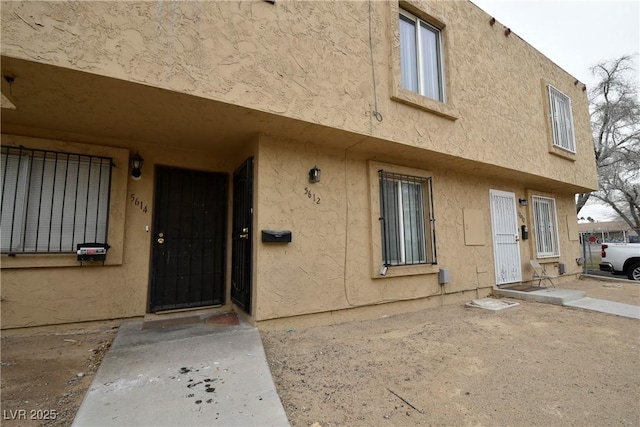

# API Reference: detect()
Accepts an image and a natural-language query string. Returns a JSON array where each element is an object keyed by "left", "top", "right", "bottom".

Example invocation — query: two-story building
[{"left": 1, "top": 0, "right": 597, "bottom": 330}]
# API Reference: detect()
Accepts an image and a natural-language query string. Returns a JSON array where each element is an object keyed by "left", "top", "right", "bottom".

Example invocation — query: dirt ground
[
  {"left": 261, "top": 278, "right": 640, "bottom": 426},
  {"left": 1, "top": 327, "right": 117, "bottom": 427},
  {"left": 0, "top": 278, "right": 638, "bottom": 427}
]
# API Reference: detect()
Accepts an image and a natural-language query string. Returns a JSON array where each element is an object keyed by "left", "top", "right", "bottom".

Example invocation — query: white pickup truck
[{"left": 599, "top": 243, "right": 640, "bottom": 281}]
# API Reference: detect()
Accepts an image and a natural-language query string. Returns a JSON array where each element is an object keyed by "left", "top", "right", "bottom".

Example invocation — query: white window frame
[
  {"left": 532, "top": 195, "right": 561, "bottom": 258},
  {"left": 548, "top": 85, "right": 576, "bottom": 153},
  {"left": 379, "top": 171, "right": 436, "bottom": 266},
  {"left": 1, "top": 147, "right": 112, "bottom": 254},
  {"left": 399, "top": 8, "right": 445, "bottom": 102}
]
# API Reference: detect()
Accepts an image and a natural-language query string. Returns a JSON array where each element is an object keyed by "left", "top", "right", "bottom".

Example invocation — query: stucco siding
[
  {"left": 253, "top": 134, "right": 582, "bottom": 321},
  {"left": 0, "top": 134, "right": 255, "bottom": 329},
  {"left": 1, "top": 0, "right": 595, "bottom": 328},
  {"left": 1, "top": 0, "right": 597, "bottom": 190}
]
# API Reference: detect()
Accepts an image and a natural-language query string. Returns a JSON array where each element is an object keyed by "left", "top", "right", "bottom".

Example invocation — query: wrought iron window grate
[
  {"left": 548, "top": 85, "right": 576, "bottom": 153},
  {"left": 379, "top": 170, "right": 437, "bottom": 267},
  {"left": 532, "top": 195, "right": 560, "bottom": 258},
  {"left": 1, "top": 146, "right": 113, "bottom": 254}
]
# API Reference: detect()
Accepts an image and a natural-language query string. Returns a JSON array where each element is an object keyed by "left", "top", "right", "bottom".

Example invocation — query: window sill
[
  {"left": 549, "top": 145, "right": 577, "bottom": 161},
  {"left": 1, "top": 253, "right": 123, "bottom": 269},
  {"left": 373, "top": 263, "right": 440, "bottom": 279},
  {"left": 391, "top": 89, "right": 459, "bottom": 121},
  {"left": 536, "top": 257, "right": 560, "bottom": 264}
]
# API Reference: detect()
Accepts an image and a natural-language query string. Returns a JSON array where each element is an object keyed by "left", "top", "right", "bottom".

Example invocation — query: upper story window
[
  {"left": 1, "top": 146, "right": 112, "bottom": 254},
  {"left": 548, "top": 85, "right": 576, "bottom": 153},
  {"left": 379, "top": 170, "right": 437, "bottom": 266},
  {"left": 399, "top": 8, "right": 444, "bottom": 102}
]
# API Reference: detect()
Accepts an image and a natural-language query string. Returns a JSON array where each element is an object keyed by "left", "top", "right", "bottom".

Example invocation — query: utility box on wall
[
  {"left": 438, "top": 267, "right": 450, "bottom": 285},
  {"left": 559, "top": 263, "right": 566, "bottom": 275}
]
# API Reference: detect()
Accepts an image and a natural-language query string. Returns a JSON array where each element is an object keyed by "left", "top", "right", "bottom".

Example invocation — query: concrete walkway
[
  {"left": 494, "top": 286, "right": 640, "bottom": 320},
  {"left": 73, "top": 316, "right": 290, "bottom": 427}
]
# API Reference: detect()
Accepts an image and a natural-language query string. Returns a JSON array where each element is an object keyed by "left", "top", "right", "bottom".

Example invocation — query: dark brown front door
[
  {"left": 231, "top": 158, "right": 253, "bottom": 314},
  {"left": 150, "top": 166, "right": 228, "bottom": 312}
]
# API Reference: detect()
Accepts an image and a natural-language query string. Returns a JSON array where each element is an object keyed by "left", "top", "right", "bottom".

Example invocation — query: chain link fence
[{"left": 581, "top": 238, "right": 602, "bottom": 275}]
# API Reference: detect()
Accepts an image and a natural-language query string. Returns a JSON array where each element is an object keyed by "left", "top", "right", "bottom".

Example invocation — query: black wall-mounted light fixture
[
  {"left": 308, "top": 166, "right": 321, "bottom": 183},
  {"left": 130, "top": 152, "right": 144, "bottom": 180},
  {"left": 518, "top": 198, "right": 528, "bottom": 207}
]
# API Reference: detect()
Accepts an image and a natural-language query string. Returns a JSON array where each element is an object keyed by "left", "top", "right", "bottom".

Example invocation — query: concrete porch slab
[
  {"left": 73, "top": 318, "right": 290, "bottom": 427},
  {"left": 493, "top": 287, "right": 586, "bottom": 305}
]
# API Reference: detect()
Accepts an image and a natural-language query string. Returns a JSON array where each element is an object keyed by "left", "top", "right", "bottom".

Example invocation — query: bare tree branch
[{"left": 577, "top": 54, "right": 640, "bottom": 236}]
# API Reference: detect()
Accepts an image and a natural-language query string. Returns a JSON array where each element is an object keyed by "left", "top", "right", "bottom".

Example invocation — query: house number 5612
[{"left": 304, "top": 187, "right": 321, "bottom": 205}]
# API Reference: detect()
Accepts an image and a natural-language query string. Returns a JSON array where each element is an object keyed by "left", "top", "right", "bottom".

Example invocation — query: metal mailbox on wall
[
  {"left": 261, "top": 230, "right": 292, "bottom": 243},
  {"left": 77, "top": 243, "right": 110, "bottom": 265}
]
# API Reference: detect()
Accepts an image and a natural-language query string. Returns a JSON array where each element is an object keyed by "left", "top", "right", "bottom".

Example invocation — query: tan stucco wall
[
  {"left": 0, "top": 130, "right": 584, "bottom": 328},
  {"left": 1, "top": 0, "right": 597, "bottom": 191},
  {"left": 1, "top": 0, "right": 596, "bottom": 328},
  {"left": 1, "top": 134, "right": 256, "bottom": 329},
  {"left": 253, "top": 134, "right": 582, "bottom": 321}
]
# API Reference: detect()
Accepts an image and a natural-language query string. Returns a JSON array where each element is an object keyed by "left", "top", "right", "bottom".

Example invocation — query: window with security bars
[
  {"left": 532, "top": 195, "right": 560, "bottom": 258},
  {"left": 1, "top": 146, "right": 112, "bottom": 254},
  {"left": 548, "top": 85, "right": 576, "bottom": 153},
  {"left": 379, "top": 170, "right": 436, "bottom": 266}
]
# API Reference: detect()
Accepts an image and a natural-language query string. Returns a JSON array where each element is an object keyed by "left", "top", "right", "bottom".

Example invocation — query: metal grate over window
[
  {"left": 1, "top": 146, "right": 113, "bottom": 254},
  {"left": 548, "top": 85, "right": 576, "bottom": 153},
  {"left": 532, "top": 195, "right": 560, "bottom": 258},
  {"left": 379, "top": 170, "right": 437, "bottom": 267}
]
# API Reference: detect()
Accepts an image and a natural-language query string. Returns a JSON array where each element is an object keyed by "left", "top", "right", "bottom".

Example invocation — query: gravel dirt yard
[
  {"left": 1, "top": 327, "right": 116, "bottom": 427},
  {"left": 1, "top": 277, "right": 638, "bottom": 427},
  {"left": 261, "top": 278, "right": 640, "bottom": 426}
]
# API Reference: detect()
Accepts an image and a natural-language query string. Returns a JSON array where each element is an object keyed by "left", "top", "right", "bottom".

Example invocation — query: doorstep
[{"left": 493, "top": 287, "right": 586, "bottom": 305}]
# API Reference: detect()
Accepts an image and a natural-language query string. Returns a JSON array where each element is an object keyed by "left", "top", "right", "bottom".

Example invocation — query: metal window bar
[
  {"left": 379, "top": 170, "right": 436, "bottom": 267},
  {"left": 59, "top": 154, "right": 70, "bottom": 252},
  {"left": 548, "top": 86, "right": 576, "bottom": 152},
  {"left": 7, "top": 147, "right": 25, "bottom": 251},
  {"left": 0, "top": 146, "right": 113, "bottom": 254},
  {"left": 427, "top": 177, "right": 437, "bottom": 264},
  {"left": 533, "top": 197, "right": 545, "bottom": 256},
  {"left": 533, "top": 196, "right": 559, "bottom": 258},
  {"left": 22, "top": 149, "right": 35, "bottom": 252}
]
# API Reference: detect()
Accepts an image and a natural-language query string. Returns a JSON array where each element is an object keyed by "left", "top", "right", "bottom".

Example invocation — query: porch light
[
  {"left": 518, "top": 198, "right": 528, "bottom": 207},
  {"left": 308, "top": 166, "right": 321, "bottom": 183},
  {"left": 131, "top": 152, "right": 144, "bottom": 180}
]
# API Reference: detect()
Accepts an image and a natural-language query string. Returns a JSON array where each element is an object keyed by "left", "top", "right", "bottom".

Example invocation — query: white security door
[{"left": 490, "top": 190, "right": 522, "bottom": 285}]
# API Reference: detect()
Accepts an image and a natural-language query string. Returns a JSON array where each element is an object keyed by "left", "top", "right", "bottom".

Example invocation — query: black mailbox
[
  {"left": 77, "top": 243, "right": 110, "bottom": 265},
  {"left": 262, "top": 230, "right": 292, "bottom": 243}
]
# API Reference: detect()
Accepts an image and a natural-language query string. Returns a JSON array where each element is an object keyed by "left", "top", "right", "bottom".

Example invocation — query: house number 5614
[
  {"left": 304, "top": 187, "right": 321, "bottom": 205},
  {"left": 130, "top": 193, "right": 149, "bottom": 213}
]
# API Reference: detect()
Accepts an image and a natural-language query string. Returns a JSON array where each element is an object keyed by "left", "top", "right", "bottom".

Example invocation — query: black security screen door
[
  {"left": 231, "top": 158, "right": 253, "bottom": 314},
  {"left": 150, "top": 166, "right": 228, "bottom": 312}
]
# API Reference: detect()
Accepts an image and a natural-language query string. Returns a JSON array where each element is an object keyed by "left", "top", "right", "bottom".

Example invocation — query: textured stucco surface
[
  {"left": 0, "top": 134, "right": 257, "bottom": 329},
  {"left": 1, "top": 0, "right": 597, "bottom": 189},
  {"left": 254, "top": 134, "right": 583, "bottom": 321},
  {"left": 1, "top": 0, "right": 596, "bottom": 328}
]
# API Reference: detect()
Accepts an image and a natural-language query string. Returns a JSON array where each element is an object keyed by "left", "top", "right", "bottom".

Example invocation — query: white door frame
[{"left": 490, "top": 189, "right": 522, "bottom": 285}]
